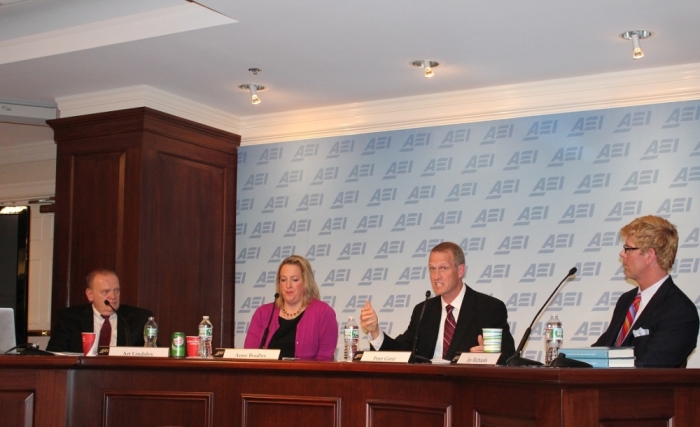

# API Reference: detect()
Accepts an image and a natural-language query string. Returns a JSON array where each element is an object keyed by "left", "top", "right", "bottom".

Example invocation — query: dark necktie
[
  {"left": 443, "top": 305, "right": 456, "bottom": 359},
  {"left": 99, "top": 315, "right": 112, "bottom": 347},
  {"left": 615, "top": 294, "right": 641, "bottom": 347}
]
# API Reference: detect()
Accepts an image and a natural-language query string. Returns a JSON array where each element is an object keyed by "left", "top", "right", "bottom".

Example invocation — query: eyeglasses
[{"left": 622, "top": 245, "right": 640, "bottom": 253}]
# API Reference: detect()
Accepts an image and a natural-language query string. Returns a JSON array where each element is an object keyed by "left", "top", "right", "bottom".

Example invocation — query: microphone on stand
[
  {"left": 105, "top": 300, "right": 131, "bottom": 347},
  {"left": 409, "top": 291, "right": 432, "bottom": 364},
  {"left": 260, "top": 293, "right": 280, "bottom": 349},
  {"left": 506, "top": 267, "right": 577, "bottom": 367}
]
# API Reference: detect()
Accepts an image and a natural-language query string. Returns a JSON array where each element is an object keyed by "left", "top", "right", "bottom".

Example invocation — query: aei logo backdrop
[{"left": 235, "top": 100, "right": 700, "bottom": 365}]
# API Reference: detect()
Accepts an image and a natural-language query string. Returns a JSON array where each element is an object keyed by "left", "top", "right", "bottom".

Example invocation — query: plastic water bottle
[
  {"left": 545, "top": 315, "right": 563, "bottom": 365},
  {"left": 198, "top": 316, "right": 213, "bottom": 359},
  {"left": 143, "top": 316, "right": 158, "bottom": 347},
  {"left": 343, "top": 316, "right": 359, "bottom": 362}
]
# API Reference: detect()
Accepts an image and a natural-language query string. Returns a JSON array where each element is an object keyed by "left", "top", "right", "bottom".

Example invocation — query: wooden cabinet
[{"left": 48, "top": 108, "right": 240, "bottom": 346}]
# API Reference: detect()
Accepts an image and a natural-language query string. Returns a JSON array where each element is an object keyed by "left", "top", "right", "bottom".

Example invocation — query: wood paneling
[
  {"left": 3, "top": 356, "right": 700, "bottom": 427},
  {"left": 104, "top": 391, "right": 214, "bottom": 427},
  {"left": 48, "top": 108, "right": 239, "bottom": 346},
  {"left": 0, "top": 391, "right": 34, "bottom": 427}
]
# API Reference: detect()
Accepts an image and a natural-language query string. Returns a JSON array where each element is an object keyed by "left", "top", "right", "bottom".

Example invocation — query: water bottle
[
  {"left": 545, "top": 314, "right": 563, "bottom": 365},
  {"left": 343, "top": 316, "right": 359, "bottom": 362},
  {"left": 198, "top": 316, "right": 213, "bottom": 359},
  {"left": 143, "top": 316, "right": 158, "bottom": 347}
]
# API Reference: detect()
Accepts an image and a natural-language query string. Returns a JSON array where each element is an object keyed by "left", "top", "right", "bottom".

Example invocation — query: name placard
[
  {"left": 360, "top": 351, "right": 411, "bottom": 363},
  {"left": 454, "top": 352, "right": 500, "bottom": 365},
  {"left": 222, "top": 349, "right": 281, "bottom": 360},
  {"left": 107, "top": 347, "right": 170, "bottom": 358}
]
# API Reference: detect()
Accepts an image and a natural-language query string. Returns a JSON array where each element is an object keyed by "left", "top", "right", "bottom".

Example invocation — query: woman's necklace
[{"left": 280, "top": 305, "right": 305, "bottom": 319}]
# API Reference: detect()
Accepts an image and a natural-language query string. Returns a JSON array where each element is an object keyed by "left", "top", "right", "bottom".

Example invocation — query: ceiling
[{"left": 1, "top": 0, "right": 700, "bottom": 121}]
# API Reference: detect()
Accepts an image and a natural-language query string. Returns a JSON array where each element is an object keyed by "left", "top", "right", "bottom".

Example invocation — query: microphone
[
  {"left": 259, "top": 293, "right": 279, "bottom": 349},
  {"left": 409, "top": 291, "right": 432, "bottom": 364},
  {"left": 506, "top": 267, "right": 577, "bottom": 367},
  {"left": 105, "top": 300, "right": 131, "bottom": 347}
]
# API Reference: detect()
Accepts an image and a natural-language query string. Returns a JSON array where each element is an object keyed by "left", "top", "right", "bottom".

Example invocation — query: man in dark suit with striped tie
[
  {"left": 360, "top": 241, "right": 515, "bottom": 364},
  {"left": 593, "top": 215, "right": 699, "bottom": 367},
  {"left": 47, "top": 269, "right": 152, "bottom": 353}
]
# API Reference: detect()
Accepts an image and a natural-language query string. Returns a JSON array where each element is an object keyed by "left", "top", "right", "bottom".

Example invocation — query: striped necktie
[
  {"left": 443, "top": 305, "right": 456, "bottom": 359},
  {"left": 615, "top": 293, "right": 641, "bottom": 347},
  {"left": 98, "top": 315, "right": 112, "bottom": 347}
]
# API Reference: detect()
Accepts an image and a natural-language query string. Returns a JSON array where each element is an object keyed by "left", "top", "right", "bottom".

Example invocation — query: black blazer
[
  {"left": 376, "top": 285, "right": 516, "bottom": 364},
  {"left": 592, "top": 277, "right": 699, "bottom": 367},
  {"left": 46, "top": 304, "right": 153, "bottom": 353}
]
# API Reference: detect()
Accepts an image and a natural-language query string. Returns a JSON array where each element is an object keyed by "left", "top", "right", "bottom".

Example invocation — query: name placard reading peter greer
[
  {"left": 222, "top": 349, "right": 281, "bottom": 360},
  {"left": 360, "top": 351, "right": 411, "bottom": 363}
]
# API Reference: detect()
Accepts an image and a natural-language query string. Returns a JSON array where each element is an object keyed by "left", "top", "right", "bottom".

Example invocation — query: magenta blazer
[{"left": 243, "top": 299, "right": 338, "bottom": 361}]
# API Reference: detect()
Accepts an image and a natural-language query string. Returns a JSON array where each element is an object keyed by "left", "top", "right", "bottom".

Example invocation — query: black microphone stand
[
  {"left": 260, "top": 293, "right": 279, "bottom": 349},
  {"left": 506, "top": 267, "right": 577, "bottom": 367},
  {"left": 409, "top": 291, "right": 432, "bottom": 364}
]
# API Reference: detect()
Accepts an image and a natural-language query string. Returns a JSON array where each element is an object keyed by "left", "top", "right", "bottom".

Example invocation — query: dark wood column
[{"left": 48, "top": 107, "right": 240, "bottom": 346}]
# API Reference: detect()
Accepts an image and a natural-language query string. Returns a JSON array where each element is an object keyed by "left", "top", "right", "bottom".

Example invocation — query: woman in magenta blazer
[{"left": 244, "top": 255, "right": 338, "bottom": 361}]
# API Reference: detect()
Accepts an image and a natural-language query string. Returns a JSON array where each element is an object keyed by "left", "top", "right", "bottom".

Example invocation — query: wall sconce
[
  {"left": 239, "top": 84, "right": 265, "bottom": 105},
  {"left": 620, "top": 30, "right": 652, "bottom": 60},
  {"left": 410, "top": 60, "right": 439, "bottom": 78}
]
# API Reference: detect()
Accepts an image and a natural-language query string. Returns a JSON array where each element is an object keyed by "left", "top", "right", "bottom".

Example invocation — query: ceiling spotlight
[
  {"left": 620, "top": 30, "right": 652, "bottom": 60},
  {"left": 411, "top": 60, "right": 439, "bottom": 78},
  {"left": 239, "top": 84, "right": 265, "bottom": 105}
]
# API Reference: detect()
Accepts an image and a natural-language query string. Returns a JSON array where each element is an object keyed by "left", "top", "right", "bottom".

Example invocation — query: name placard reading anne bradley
[{"left": 222, "top": 349, "right": 281, "bottom": 360}]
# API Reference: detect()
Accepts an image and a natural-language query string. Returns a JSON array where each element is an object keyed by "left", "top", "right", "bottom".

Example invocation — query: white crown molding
[
  {"left": 0, "top": 140, "right": 55, "bottom": 166},
  {"left": 55, "top": 63, "right": 700, "bottom": 147},
  {"left": 239, "top": 62, "right": 700, "bottom": 145},
  {"left": 0, "top": 3, "right": 235, "bottom": 66},
  {"left": 0, "top": 180, "right": 54, "bottom": 203},
  {"left": 56, "top": 85, "right": 241, "bottom": 134}
]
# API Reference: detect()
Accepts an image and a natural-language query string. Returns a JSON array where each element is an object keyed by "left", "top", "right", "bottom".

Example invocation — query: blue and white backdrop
[{"left": 235, "top": 99, "right": 700, "bottom": 366}]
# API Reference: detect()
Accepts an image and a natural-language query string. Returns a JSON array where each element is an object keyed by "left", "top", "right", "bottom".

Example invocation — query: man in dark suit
[
  {"left": 46, "top": 269, "right": 153, "bottom": 353},
  {"left": 360, "top": 242, "right": 515, "bottom": 364},
  {"left": 593, "top": 215, "right": 699, "bottom": 368}
]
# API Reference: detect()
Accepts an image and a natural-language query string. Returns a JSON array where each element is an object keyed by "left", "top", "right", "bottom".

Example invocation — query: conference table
[{"left": 1, "top": 355, "right": 699, "bottom": 427}]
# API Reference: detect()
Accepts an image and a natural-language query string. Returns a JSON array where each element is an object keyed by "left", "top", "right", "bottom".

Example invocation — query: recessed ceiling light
[
  {"left": 620, "top": 30, "right": 652, "bottom": 60},
  {"left": 411, "top": 60, "right": 439, "bottom": 78}
]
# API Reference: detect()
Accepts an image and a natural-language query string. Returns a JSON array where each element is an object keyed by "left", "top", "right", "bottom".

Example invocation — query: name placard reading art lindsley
[
  {"left": 108, "top": 347, "right": 170, "bottom": 357},
  {"left": 360, "top": 351, "right": 412, "bottom": 363},
  {"left": 455, "top": 352, "right": 500, "bottom": 365},
  {"left": 222, "top": 349, "right": 281, "bottom": 360}
]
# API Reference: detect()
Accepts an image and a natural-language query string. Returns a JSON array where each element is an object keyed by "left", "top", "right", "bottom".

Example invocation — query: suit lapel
[
  {"left": 80, "top": 305, "right": 94, "bottom": 333},
  {"left": 625, "top": 277, "right": 672, "bottom": 340},
  {"left": 448, "top": 285, "right": 474, "bottom": 356},
  {"left": 419, "top": 298, "right": 442, "bottom": 356}
]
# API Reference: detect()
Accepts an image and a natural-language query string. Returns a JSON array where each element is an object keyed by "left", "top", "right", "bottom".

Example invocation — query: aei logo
[
  {"left": 669, "top": 166, "right": 700, "bottom": 189},
  {"left": 477, "top": 264, "right": 510, "bottom": 284},
  {"left": 326, "top": 139, "right": 355, "bottom": 159},
  {"left": 574, "top": 174, "right": 610, "bottom": 195},
  {"left": 236, "top": 247, "right": 260, "bottom": 264},
  {"left": 238, "top": 296, "right": 266, "bottom": 314},
  {"left": 570, "top": 321, "right": 609, "bottom": 342},
  {"left": 362, "top": 136, "right": 392, "bottom": 155},
  {"left": 257, "top": 147, "right": 283, "bottom": 165},
  {"left": 613, "top": 111, "right": 652, "bottom": 133},
  {"left": 444, "top": 182, "right": 478, "bottom": 202},
  {"left": 523, "top": 120, "right": 557, "bottom": 141},
  {"left": 504, "top": 150, "right": 538, "bottom": 171},
  {"left": 481, "top": 124, "right": 514, "bottom": 144},
  {"left": 439, "top": 128, "right": 470, "bottom": 148},
  {"left": 254, "top": 271, "right": 275, "bottom": 288},
  {"left": 396, "top": 266, "right": 427, "bottom": 285},
  {"left": 519, "top": 263, "right": 556, "bottom": 282},
  {"left": 305, "top": 244, "right": 331, "bottom": 261},
  {"left": 261, "top": 196, "right": 288, "bottom": 214},
  {"left": 661, "top": 106, "right": 700, "bottom": 129},
  {"left": 405, "top": 185, "right": 436, "bottom": 204},
  {"left": 604, "top": 201, "right": 643, "bottom": 222},
  {"left": 593, "top": 143, "right": 630, "bottom": 165},
  {"left": 412, "top": 239, "right": 444, "bottom": 258},
  {"left": 342, "top": 295, "right": 372, "bottom": 313},
  {"left": 285, "top": 219, "right": 312, "bottom": 238},
  {"left": 547, "top": 146, "right": 583, "bottom": 167},
  {"left": 513, "top": 206, "right": 549, "bottom": 226},
  {"left": 346, "top": 164, "right": 375, "bottom": 183},
  {"left": 584, "top": 231, "right": 618, "bottom": 253},
  {"left": 567, "top": 115, "right": 604, "bottom": 137},
  {"left": 591, "top": 291, "right": 623, "bottom": 312},
  {"left": 358, "top": 268, "right": 389, "bottom": 286},
  {"left": 640, "top": 138, "right": 678, "bottom": 160},
  {"left": 538, "top": 234, "right": 574, "bottom": 254},
  {"left": 392, "top": 213, "right": 422, "bottom": 232},
  {"left": 400, "top": 132, "right": 431, "bottom": 152},
  {"left": 462, "top": 154, "right": 495, "bottom": 174},
  {"left": 505, "top": 292, "right": 537, "bottom": 312},
  {"left": 558, "top": 204, "right": 594, "bottom": 224},
  {"left": 330, "top": 190, "right": 359, "bottom": 209},
  {"left": 367, "top": 188, "right": 397, "bottom": 207},
  {"left": 380, "top": 294, "right": 412, "bottom": 313},
  {"left": 311, "top": 167, "right": 339, "bottom": 185},
  {"left": 291, "top": 143, "right": 319, "bottom": 162},
  {"left": 322, "top": 269, "right": 351, "bottom": 287}
]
